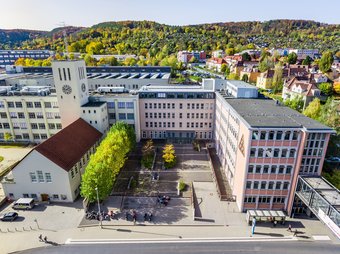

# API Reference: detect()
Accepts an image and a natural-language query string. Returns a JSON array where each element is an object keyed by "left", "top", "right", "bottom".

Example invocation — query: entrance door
[{"left": 41, "top": 193, "right": 49, "bottom": 201}]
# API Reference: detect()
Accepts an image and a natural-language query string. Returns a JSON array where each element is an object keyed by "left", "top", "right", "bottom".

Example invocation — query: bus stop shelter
[{"left": 246, "top": 210, "right": 286, "bottom": 225}]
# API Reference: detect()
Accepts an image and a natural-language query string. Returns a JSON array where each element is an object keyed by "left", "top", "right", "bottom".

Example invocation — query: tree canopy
[
  {"left": 80, "top": 122, "right": 136, "bottom": 202},
  {"left": 319, "top": 51, "right": 334, "bottom": 73}
]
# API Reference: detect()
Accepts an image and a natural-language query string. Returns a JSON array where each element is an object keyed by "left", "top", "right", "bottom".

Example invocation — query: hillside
[{"left": 0, "top": 20, "right": 339, "bottom": 55}]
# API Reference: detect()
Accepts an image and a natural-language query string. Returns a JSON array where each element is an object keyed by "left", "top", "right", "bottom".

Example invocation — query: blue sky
[{"left": 1, "top": 0, "right": 339, "bottom": 30}]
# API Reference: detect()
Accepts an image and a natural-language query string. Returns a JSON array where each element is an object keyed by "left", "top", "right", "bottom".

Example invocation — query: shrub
[{"left": 178, "top": 179, "right": 186, "bottom": 192}]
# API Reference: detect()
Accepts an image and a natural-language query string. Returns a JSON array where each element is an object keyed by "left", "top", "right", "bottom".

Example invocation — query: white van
[{"left": 12, "top": 198, "right": 35, "bottom": 210}]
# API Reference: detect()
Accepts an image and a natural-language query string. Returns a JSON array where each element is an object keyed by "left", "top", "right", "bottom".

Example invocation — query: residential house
[
  {"left": 206, "top": 58, "right": 227, "bottom": 72},
  {"left": 239, "top": 66, "right": 260, "bottom": 84},
  {"left": 1, "top": 118, "right": 102, "bottom": 202},
  {"left": 282, "top": 77, "right": 320, "bottom": 108}
]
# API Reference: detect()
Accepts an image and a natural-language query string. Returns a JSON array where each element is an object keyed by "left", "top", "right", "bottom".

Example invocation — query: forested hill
[{"left": 0, "top": 20, "right": 339, "bottom": 55}]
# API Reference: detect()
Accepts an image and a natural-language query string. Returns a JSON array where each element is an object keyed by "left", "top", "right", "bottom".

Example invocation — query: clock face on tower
[
  {"left": 62, "top": 85, "right": 72, "bottom": 95},
  {"left": 81, "top": 83, "right": 86, "bottom": 92}
]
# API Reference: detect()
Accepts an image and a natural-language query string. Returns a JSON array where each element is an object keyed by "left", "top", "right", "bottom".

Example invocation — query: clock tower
[{"left": 52, "top": 60, "right": 89, "bottom": 128}]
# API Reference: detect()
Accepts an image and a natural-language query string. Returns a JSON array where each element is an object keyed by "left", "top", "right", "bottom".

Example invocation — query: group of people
[
  {"left": 287, "top": 224, "right": 299, "bottom": 236},
  {"left": 38, "top": 234, "right": 48, "bottom": 242}
]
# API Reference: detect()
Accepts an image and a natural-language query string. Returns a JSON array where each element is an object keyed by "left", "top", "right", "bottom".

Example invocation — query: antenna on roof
[{"left": 56, "top": 22, "right": 70, "bottom": 59}]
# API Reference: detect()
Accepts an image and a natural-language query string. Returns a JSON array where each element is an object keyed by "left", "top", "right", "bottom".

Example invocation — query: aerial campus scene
[{"left": 0, "top": 0, "right": 339, "bottom": 253}]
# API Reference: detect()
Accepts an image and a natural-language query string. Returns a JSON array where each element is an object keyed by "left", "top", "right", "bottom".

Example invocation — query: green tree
[
  {"left": 302, "top": 56, "right": 312, "bottom": 65},
  {"left": 80, "top": 122, "right": 135, "bottom": 202},
  {"left": 258, "top": 57, "right": 273, "bottom": 72},
  {"left": 226, "top": 48, "right": 235, "bottom": 56},
  {"left": 241, "top": 74, "right": 248, "bottom": 82},
  {"left": 319, "top": 51, "right": 334, "bottom": 73},
  {"left": 162, "top": 144, "right": 176, "bottom": 169},
  {"left": 220, "top": 63, "right": 227, "bottom": 73},
  {"left": 272, "top": 63, "right": 284, "bottom": 94},
  {"left": 287, "top": 52, "right": 297, "bottom": 64},
  {"left": 228, "top": 73, "right": 240, "bottom": 80},
  {"left": 285, "top": 96, "right": 304, "bottom": 112},
  {"left": 318, "top": 82, "right": 333, "bottom": 96},
  {"left": 303, "top": 98, "right": 321, "bottom": 119},
  {"left": 319, "top": 98, "right": 340, "bottom": 134},
  {"left": 141, "top": 140, "right": 154, "bottom": 169},
  {"left": 242, "top": 52, "right": 251, "bottom": 61}
]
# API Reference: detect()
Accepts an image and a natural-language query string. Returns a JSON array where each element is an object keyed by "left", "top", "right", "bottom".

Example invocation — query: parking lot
[{"left": 0, "top": 199, "right": 84, "bottom": 232}]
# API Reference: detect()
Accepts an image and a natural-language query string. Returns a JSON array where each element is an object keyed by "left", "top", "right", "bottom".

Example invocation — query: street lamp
[{"left": 95, "top": 186, "right": 103, "bottom": 229}]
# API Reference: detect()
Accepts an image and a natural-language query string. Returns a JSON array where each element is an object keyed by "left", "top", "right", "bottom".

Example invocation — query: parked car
[
  {"left": 326, "top": 157, "right": 340, "bottom": 162},
  {"left": 0, "top": 212, "right": 18, "bottom": 221}
]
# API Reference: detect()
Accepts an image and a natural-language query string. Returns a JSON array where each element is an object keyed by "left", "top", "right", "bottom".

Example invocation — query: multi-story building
[
  {"left": 177, "top": 51, "right": 206, "bottom": 63},
  {"left": 0, "top": 50, "right": 54, "bottom": 67},
  {"left": 215, "top": 92, "right": 335, "bottom": 213},
  {"left": 288, "top": 49, "right": 319, "bottom": 59},
  {"left": 138, "top": 85, "right": 215, "bottom": 140}
]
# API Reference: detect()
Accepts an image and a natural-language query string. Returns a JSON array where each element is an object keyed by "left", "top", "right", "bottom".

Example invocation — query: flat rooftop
[
  {"left": 140, "top": 85, "right": 214, "bottom": 93},
  {"left": 222, "top": 96, "right": 334, "bottom": 131},
  {"left": 226, "top": 80, "right": 257, "bottom": 89},
  {"left": 81, "top": 101, "right": 106, "bottom": 107},
  {"left": 87, "top": 72, "right": 169, "bottom": 80},
  {"left": 302, "top": 176, "right": 340, "bottom": 211}
]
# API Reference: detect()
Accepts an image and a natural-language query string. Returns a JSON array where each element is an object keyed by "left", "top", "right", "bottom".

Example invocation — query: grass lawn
[{"left": 0, "top": 144, "right": 27, "bottom": 148}]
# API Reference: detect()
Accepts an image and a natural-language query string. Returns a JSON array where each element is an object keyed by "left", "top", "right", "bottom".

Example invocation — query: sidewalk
[{"left": 1, "top": 215, "right": 339, "bottom": 254}]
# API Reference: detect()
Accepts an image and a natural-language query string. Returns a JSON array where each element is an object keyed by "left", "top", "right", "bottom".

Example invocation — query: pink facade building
[
  {"left": 139, "top": 85, "right": 215, "bottom": 140},
  {"left": 215, "top": 92, "right": 335, "bottom": 214}
]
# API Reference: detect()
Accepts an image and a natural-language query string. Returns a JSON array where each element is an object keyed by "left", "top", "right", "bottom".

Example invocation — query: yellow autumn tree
[{"left": 162, "top": 144, "right": 176, "bottom": 169}]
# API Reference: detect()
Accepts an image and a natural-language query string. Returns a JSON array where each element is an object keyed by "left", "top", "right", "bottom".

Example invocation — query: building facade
[
  {"left": 214, "top": 93, "right": 334, "bottom": 213},
  {"left": 0, "top": 50, "right": 53, "bottom": 67}
]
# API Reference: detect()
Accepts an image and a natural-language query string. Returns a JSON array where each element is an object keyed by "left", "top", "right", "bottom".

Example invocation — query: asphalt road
[{"left": 17, "top": 241, "right": 340, "bottom": 254}]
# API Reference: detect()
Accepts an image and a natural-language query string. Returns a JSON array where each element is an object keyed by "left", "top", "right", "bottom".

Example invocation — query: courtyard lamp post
[{"left": 95, "top": 186, "right": 103, "bottom": 229}]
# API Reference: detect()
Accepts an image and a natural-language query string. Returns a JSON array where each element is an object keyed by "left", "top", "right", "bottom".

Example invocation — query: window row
[
  {"left": 252, "top": 130, "right": 299, "bottom": 141},
  {"left": 118, "top": 113, "right": 134, "bottom": 120},
  {"left": 30, "top": 171, "right": 52, "bottom": 183},
  {"left": 246, "top": 180, "right": 290, "bottom": 191},
  {"left": 302, "top": 148, "right": 323, "bottom": 157},
  {"left": 145, "top": 121, "right": 212, "bottom": 129},
  {"left": 250, "top": 147, "right": 296, "bottom": 158},
  {"left": 248, "top": 164, "right": 292, "bottom": 174},
  {"left": 142, "top": 131, "right": 212, "bottom": 139},
  {"left": 244, "top": 196, "right": 286, "bottom": 204}
]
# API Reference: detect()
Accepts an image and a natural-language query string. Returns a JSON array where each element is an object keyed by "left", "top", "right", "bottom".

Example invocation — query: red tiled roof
[{"left": 35, "top": 118, "right": 102, "bottom": 172}]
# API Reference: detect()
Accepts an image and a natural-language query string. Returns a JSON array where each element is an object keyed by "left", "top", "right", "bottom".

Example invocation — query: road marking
[
  {"left": 65, "top": 236, "right": 297, "bottom": 245},
  {"left": 312, "top": 235, "right": 331, "bottom": 240}
]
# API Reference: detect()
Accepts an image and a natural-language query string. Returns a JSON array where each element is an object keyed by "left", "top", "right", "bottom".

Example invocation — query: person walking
[
  {"left": 38, "top": 234, "right": 43, "bottom": 242},
  {"left": 43, "top": 236, "right": 47, "bottom": 242},
  {"left": 287, "top": 224, "right": 292, "bottom": 232},
  {"left": 293, "top": 229, "right": 298, "bottom": 237}
]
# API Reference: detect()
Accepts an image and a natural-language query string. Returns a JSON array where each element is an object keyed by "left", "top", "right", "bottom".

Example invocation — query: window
[
  {"left": 265, "top": 148, "right": 272, "bottom": 158},
  {"left": 252, "top": 131, "right": 259, "bottom": 140},
  {"left": 29, "top": 113, "right": 36, "bottom": 119},
  {"left": 37, "top": 171, "right": 44, "bottom": 182},
  {"left": 260, "top": 131, "right": 266, "bottom": 140},
  {"left": 30, "top": 172, "right": 37, "bottom": 183},
  {"left": 45, "top": 173, "right": 52, "bottom": 182},
  {"left": 281, "top": 149, "right": 287, "bottom": 158},
  {"left": 107, "top": 102, "right": 115, "bottom": 108},
  {"left": 263, "top": 165, "right": 269, "bottom": 174},
  {"left": 275, "top": 182, "right": 281, "bottom": 190},
  {"left": 53, "top": 194, "right": 59, "bottom": 200},
  {"left": 18, "top": 112, "right": 25, "bottom": 119},
  {"left": 246, "top": 181, "right": 252, "bottom": 189},
  {"left": 7, "top": 102, "right": 15, "bottom": 108},
  {"left": 268, "top": 131, "right": 275, "bottom": 140},
  {"left": 258, "top": 148, "right": 264, "bottom": 157},
  {"left": 261, "top": 181, "right": 267, "bottom": 189},
  {"left": 258, "top": 196, "right": 271, "bottom": 203},
  {"left": 31, "top": 123, "right": 38, "bottom": 129},
  {"left": 244, "top": 196, "right": 256, "bottom": 203},
  {"left": 278, "top": 166, "right": 285, "bottom": 174},
  {"left": 289, "top": 149, "right": 296, "bottom": 158},
  {"left": 292, "top": 131, "right": 298, "bottom": 140},
  {"left": 286, "top": 166, "right": 292, "bottom": 174},
  {"left": 179, "top": 103, "right": 183, "bottom": 109},
  {"left": 283, "top": 182, "right": 289, "bottom": 190},
  {"left": 255, "top": 165, "right": 262, "bottom": 174},
  {"left": 172, "top": 103, "right": 175, "bottom": 109},
  {"left": 15, "top": 102, "right": 23, "bottom": 108},
  {"left": 118, "top": 113, "right": 126, "bottom": 120},
  {"left": 127, "top": 113, "right": 134, "bottom": 120},
  {"left": 71, "top": 170, "right": 74, "bottom": 178},
  {"left": 276, "top": 131, "right": 283, "bottom": 140},
  {"left": 44, "top": 102, "right": 51, "bottom": 108},
  {"left": 268, "top": 181, "right": 274, "bottom": 190},
  {"left": 179, "top": 113, "right": 182, "bottom": 119},
  {"left": 284, "top": 131, "right": 291, "bottom": 140},
  {"left": 250, "top": 148, "right": 256, "bottom": 157},
  {"left": 38, "top": 123, "right": 45, "bottom": 129},
  {"left": 274, "top": 148, "right": 280, "bottom": 158},
  {"left": 248, "top": 165, "right": 254, "bottom": 173},
  {"left": 34, "top": 102, "right": 41, "bottom": 108},
  {"left": 118, "top": 102, "right": 125, "bottom": 109},
  {"left": 271, "top": 165, "right": 277, "bottom": 174},
  {"left": 253, "top": 181, "right": 259, "bottom": 189}
]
